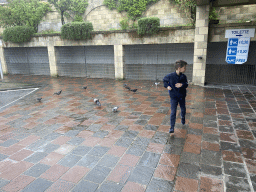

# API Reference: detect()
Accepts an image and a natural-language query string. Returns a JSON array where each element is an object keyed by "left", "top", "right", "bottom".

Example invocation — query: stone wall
[
  {"left": 38, "top": 0, "right": 192, "bottom": 32},
  {"left": 2, "top": 27, "right": 195, "bottom": 48},
  {"left": 209, "top": 22, "right": 256, "bottom": 42},
  {"left": 217, "top": 4, "right": 256, "bottom": 24}
]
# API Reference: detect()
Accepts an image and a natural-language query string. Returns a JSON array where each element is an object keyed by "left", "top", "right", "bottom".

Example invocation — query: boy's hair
[{"left": 175, "top": 60, "right": 187, "bottom": 70}]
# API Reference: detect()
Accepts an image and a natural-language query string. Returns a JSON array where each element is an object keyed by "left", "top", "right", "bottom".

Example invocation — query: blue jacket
[{"left": 163, "top": 72, "right": 188, "bottom": 99}]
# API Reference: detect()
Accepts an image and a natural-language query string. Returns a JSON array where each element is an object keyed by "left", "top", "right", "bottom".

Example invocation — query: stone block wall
[
  {"left": 209, "top": 22, "right": 256, "bottom": 42},
  {"left": 217, "top": 4, "right": 256, "bottom": 24},
  {"left": 86, "top": 6, "right": 126, "bottom": 31},
  {"left": 38, "top": 0, "right": 192, "bottom": 32},
  {"left": 143, "top": 0, "right": 191, "bottom": 27}
]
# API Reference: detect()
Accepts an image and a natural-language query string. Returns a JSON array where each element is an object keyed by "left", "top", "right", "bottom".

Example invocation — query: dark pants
[{"left": 170, "top": 97, "right": 186, "bottom": 132}]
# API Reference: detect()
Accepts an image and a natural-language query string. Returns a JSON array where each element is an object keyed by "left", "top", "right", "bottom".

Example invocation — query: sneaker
[
  {"left": 169, "top": 129, "right": 174, "bottom": 137},
  {"left": 181, "top": 118, "right": 185, "bottom": 125}
]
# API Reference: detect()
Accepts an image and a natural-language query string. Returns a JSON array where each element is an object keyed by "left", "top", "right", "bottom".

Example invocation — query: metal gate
[
  {"left": 4, "top": 47, "right": 50, "bottom": 75},
  {"left": 55, "top": 46, "right": 114, "bottom": 78},
  {"left": 206, "top": 42, "right": 256, "bottom": 85},
  {"left": 55, "top": 46, "right": 86, "bottom": 77},
  {"left": 124, "top": 44, "right": 194, "bottom": 81}
]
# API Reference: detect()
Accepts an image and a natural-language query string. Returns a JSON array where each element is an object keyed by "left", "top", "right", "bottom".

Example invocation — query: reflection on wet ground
[{"left": 0, "top": 74, "right": 256, "bottom": 191}]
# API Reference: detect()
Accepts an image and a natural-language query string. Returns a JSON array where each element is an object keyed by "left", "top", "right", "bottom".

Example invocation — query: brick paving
[{"left": 0, "top": 74, "right": 256, "bottom": 192}]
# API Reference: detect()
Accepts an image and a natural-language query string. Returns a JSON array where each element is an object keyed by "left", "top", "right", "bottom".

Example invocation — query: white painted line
[
  {"left": 0, "top": 88, "right": 37, "bottom": 92},
  {"left": 0, "top": 88, "right": 39, "bottom": 110}
]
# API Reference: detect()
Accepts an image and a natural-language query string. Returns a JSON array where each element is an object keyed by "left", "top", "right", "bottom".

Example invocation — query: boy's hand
[
  {"left": 167, "top": 86, "right": 172, "bottom": 90},
  {"left": 175, "top": 83, "right": 182, "bottom": 88}
]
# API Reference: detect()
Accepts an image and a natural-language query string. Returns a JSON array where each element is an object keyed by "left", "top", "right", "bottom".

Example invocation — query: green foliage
[
  {"left": 35, "top": 29, "right": 61, "bottom": 35},
  {"left": 104, "top": 0, "right": 117, "bottom": 10},
  {"left": 173, "top": 0, "right": 219, "bottom": 24},
  {"left": 131, "top": 22, "right": 138, "bottom": 29},
  {"left": 209, "top": 7, "right": 219, "bottom": 21},
  {"left": 48, "top": 0, "right": 88, "bottom": 24},
  {"left": 104, "top": 0, "right": 159, "bottom": 20},
  {"left": 172, "top": 0, "right": 196, "bottom": 24},
  {"left": 137, "top": 17, "right": 160, "bottom": 36},
  {"left": 61, "top": 22, "right": 93, "bottom": 40},
  {"left": 120, "top": 18, "right": 129, "bottom": 30},
  {"left": 48, "top": 0, "right": 72, "bottom": 25},
  {"left": 71, "top": 0, "right": 88, "bottom": 21},
  {"left": 3, "top": 26, "right": 34, "bottom": 43},
  {"left": 0, "top": 0, "right": 51, "bottom": 32}
]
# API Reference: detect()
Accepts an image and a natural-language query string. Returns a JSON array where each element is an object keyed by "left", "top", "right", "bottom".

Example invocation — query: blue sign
[
  {"left": 228, "top": 38, "right": 238, "bottom": 46},
  {"left": 226, "top": 37, "right": 250, "bottom": 64},
  {"left": 226, "top": 56, "right": 236, "bottom": 64},
  {"left": 227, "top": 48, "right": 237, "bottom": 55}
]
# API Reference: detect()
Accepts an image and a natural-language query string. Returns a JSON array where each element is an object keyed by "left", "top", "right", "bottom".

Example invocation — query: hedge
[
  {"left": 61, "top": 22, "right": 93, "bottom": 40},
  {"left": 3, "top": 26, "right": 34, "bottom": 43},
  {"left": 137, "top": 17, "right": 160, "bottom": 36}
]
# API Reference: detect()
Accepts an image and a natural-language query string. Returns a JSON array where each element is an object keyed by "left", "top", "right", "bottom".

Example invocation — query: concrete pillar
[
  {"left": 47, "top": 45, "right": 58, "bottom": 76},
  {"left": 114, "top": 44, "right": 124, "bottom": 79},
  {"left": 192, "top": 5, "right": 210, "bottom": 86},
  {"left": 0, "top": 40, "right": 8, "bottom": 75}
]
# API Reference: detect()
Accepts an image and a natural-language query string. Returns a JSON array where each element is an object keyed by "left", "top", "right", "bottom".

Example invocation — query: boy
[{"left": 163, "top": 60, "right": 188, "bottom": 136}]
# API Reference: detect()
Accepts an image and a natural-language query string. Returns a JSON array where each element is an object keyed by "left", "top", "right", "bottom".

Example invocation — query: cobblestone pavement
[{"left": 0, "top": 74, "right": 256, "bottom": 192}]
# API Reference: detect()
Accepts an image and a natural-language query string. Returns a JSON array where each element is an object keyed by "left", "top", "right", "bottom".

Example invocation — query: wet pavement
[{"left": 0, "top": 74, "right": 256, "bottom": 192}]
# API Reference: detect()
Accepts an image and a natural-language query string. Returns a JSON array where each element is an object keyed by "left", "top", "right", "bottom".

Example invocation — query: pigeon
[
  {"left": 112, "top": 106, "right": 119, "bottom": 112},
  {"left": 83, "top": 86, "right": 87, "bottom": 89},
  {"left": 96, "top": 100, "right": 101, "bottom": 106},
  {"left": 155, "top": 82, "right": 160, "bottom": 86},
  {"left": 93, "top": 98, "right": 101, "bottom": 106},
  {"left": 123, "top": 84, "right": 131, "bottom": 90},
  {"left": 54, "top": 90, "right": 62, "bottom": 95},
  {"left": 130, "top": 89, "right": 137, "bottom": 93},
  {"left": 125, "top": 86, "right": 131, "bottom": 90},
  {"left": 36, "top": 98, "right": 42, "bottom": 102}
]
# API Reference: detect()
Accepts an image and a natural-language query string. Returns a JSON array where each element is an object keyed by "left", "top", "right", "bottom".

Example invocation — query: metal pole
[{"left": 0, "top": 60, "right": 3, "bottom": 80}]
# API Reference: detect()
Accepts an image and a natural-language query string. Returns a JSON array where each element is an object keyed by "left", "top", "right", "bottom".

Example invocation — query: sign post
[
  {"left": 0, "top": 61, "right": 3, "bottom": 80},
  {"left": 225, "top": 28, "right": 255, "bottom": 64}
]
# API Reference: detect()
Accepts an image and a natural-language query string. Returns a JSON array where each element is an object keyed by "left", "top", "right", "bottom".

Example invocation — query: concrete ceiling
[{"left": 196, "top": 0, "right": 256, "bottom": 7}]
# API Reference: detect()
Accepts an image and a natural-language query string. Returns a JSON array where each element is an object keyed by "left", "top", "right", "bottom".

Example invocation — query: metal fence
[
  {"left": 206, "top": 42, "right": 256, "bottom": 85},
  {"left": 4, "top": 47, "right": 50, "bottom": 75},
  {"left": 55, "top": 46, "right": 114, "bottom": 78},
  {"left": 205, "top": 64, "right": 256, "bottom": 85},
  {"left": 124, "top": 44, "right": 194, "bottom": 81}
]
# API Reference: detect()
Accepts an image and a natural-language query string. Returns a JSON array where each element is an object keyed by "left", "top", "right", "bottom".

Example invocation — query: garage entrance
[
  {"left": 55, "top": 46, "right": 115, "bottom": 78},
  {"left": 4, "top": 47, "right": 50, "bottom": 75},
  {"left": 124, "top": 44, "right": 194, "bottom": 81},
  {"left": 206, "top": 42, "right": 256, "bottom": 85}
]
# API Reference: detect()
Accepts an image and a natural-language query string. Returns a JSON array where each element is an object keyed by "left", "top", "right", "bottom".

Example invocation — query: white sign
[
  {"left": 225, "top": 37, "right": 250, "bottom": 64},
  {"left": 225, "top": 28, "right": 255, "bottom": 64},
  {"left": 225, "top": 28, "right": 255, "bottom": 38}
]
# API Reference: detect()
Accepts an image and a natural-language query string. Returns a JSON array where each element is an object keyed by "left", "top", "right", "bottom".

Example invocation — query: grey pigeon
[
  {"left": 112, "top": 106, "right": 119, "bottom": 112},
  {"left": 96, "top": 101, "right": 101, "bottom": 106},
  {"left": 93, "top": 98, "right": 101, "bottom": 106},
  {"left": 54, "top": 90, "right": 62, "bottom": 95},
  {"left": 123, "top": 84, "right": 127, "bottom": 87},
  {"left": 130, "top": 89, "right": 137, "bottom": 92},
  {"left": 125, "top": 86, "right": 131, "bottom": 90},
  {"left": 83, "top": 86, "right": 87, "bottom": 89},
  {"left": 37, "top": 98, "right": 42, "bottom": 102}
]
